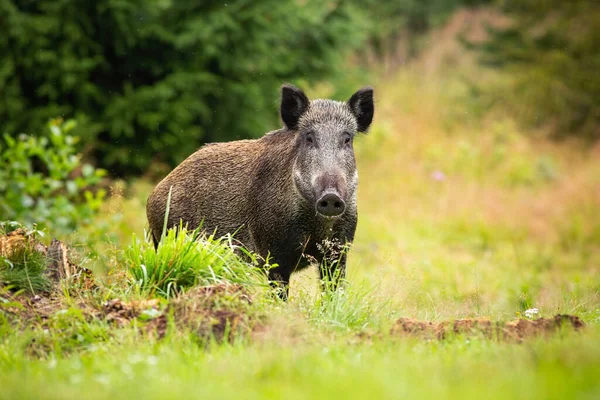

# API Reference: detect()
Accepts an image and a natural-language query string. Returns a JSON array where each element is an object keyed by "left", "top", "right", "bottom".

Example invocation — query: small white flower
[
  {"left": 141, "top": 308, "right": 161, "bottom": 319},
  {"left": 524, "top": 308, "right": 539, "bottom": 319}
]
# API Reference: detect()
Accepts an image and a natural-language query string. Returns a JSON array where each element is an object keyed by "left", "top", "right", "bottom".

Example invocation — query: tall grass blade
[{"left": 160, "top": 185, "right": 173, "bottom": 242}]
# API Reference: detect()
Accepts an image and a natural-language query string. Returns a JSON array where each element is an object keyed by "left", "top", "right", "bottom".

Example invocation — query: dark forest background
[{"left": 2, "top": 0, "right": 596, "bottom": 177}]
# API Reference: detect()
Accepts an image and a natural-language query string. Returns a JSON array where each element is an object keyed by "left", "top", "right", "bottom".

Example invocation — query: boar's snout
[
  {"left": 316, "top": 192, "right": 345, "bottom": 217},
  {"left": 312, "top": 171, "right": 347, "bottom": 218}
]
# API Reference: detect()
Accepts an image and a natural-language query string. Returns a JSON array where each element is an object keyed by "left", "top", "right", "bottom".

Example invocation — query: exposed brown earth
[
  {"left": 103, "top": 298, "right": 161, "bottom": 326},
  {"left": 101, "top": 284, "right": 259, "bottom": 341},
  {"left": 1, "top": 283, "right": 259, "bottom": 343},
  {"left": 168, "top": 284, "right": 259, "bottom": 341},
  {"left": 392, "top": 315, "right": 585, "bottom": 342},
  {"left": 0, "top": 292, "right": 67, "bottom": 322}
]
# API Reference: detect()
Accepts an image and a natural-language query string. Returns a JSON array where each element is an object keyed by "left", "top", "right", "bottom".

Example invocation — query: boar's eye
[
  {"left": 306, "top": 132, "right": 314, "bottom": 144},
  {"left": 343, "top": 133, "right": 352, "bottom": 145}
]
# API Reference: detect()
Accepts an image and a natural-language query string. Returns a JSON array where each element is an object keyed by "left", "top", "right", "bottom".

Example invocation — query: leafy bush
[
  {"left": 125, "top": 226, "right": 269, "bottom": 298},
  {"left": 0, "top": 119, "right": 106, "bottom": 233}
]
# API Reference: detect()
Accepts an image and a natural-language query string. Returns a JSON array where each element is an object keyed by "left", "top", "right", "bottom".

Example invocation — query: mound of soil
[
  {"left": 391, "top": 315, "right": 585, "bottom": 342},
  {"left": 2, "top": 283, "right": 260, "bottom": 344},
  {"left": 1, "top": 230, "right": 260, "bottom": 343},
  {"left": 169, "top": 284, "right": 258, "bottom": 341},
  {"left": 100, "top": 284, "right": 259, "bottom": 341},
  {"left": 103, "top": 298, "right": 161, "bottom": 326},
  {"left": 0, "top": 292, "right": 64, "bottom": 321}
]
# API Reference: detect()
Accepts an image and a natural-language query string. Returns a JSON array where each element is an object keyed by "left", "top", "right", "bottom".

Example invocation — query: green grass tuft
[
  {"left": 125, "top": 225, "right": 269, "bottom": 298},
  {"left": 297, "top": 281, "right": 393, "bottom": 332},
  {"left": 0, "top": 247, "right": 51, "bottom": 295}
]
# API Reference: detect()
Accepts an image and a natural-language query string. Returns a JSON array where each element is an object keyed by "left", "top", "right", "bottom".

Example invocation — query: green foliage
[
  {"left": 125, "top": 226, "right": 268, "bottom": 298},
  {"left": 25, "top": 307, "right": 114, "bottom": 358},
  {"left": 0, "top": 119, "right": 106, "bottom": 233},
  {"left": 0, "top": 0, "right": 367, "bottom": 175},
  {"left": 467, "top": 0, "right": 600, "bottom": 138}
]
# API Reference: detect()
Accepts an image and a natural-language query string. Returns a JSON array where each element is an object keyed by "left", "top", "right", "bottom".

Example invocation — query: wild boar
[{"left": 147, "top": 84, "right": 374, "bottom": 297}]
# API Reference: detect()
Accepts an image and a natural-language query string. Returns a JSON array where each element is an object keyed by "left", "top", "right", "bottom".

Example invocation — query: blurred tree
[
  {"left": 360, "top": 0, "right": 492, "bottom": 66},
  {"left": 0, "top": 0, "right": 366, "bottom": 175},
  {"left": 469, "top": 0, "right": 600, "bottom": 139}
]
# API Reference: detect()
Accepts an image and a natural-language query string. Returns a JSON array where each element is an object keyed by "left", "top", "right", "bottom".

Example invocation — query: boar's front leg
[
  {"left": 268, "top": 268, "right": 290, "bottom": 300},
  {"left": 319, "top": 252, "right": 347, "bottom": 293}
]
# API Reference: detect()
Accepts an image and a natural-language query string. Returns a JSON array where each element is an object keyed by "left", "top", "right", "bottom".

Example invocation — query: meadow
[{"left": 1, "top": 15, "right": 599, "bottom": 399}]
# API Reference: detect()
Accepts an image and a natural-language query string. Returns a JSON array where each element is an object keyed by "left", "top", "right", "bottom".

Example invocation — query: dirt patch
[
  {"left": 391, "top": 315, "right": 585, "bottom": 342},
  {"left": 0, "top": 290, "right": 98, "bottom": 329},
  {"left": 102, "top": 298, "right": 161, "bottom": 326},
  {"left": 167, "top": 284, "right": 259, "bottom": 342},
  {"left": 99, "top": 284, "right": 260, "bottom": 342},
  {"left": 0, "top": 228, "right": 52, "bottom": 259},
  {"left": 3, "top": 283, "right": 260, "bottom": 344},
  {"left": 0, "top": 228, "right": 39, "bottom": 256}
]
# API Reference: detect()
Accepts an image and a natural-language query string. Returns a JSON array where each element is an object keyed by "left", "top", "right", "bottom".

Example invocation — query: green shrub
[{"left": 0, "top": 119, "right": 106, "bottom": 233}]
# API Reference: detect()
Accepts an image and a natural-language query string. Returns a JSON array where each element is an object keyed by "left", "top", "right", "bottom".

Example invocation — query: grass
[
  {"left": 296, "top": 279, "right": 391, "bottom": 332},
  {"left": 0, "top": 246, "right": 50, "bottom": 294},
  {"left": 1, "top": 13, "right": 600, "bottom": 398},
  {"left": 1, "top": 327, "right": 599, "bottom": 400},
  {"left": 125, "top": 225, "right": 269, "bottom": 298},
  {"left": 0, "top": 224, "right": 52, "bottom": 294}
]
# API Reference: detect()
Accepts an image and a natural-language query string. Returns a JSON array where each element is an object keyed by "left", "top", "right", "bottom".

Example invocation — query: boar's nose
[{"left": 316, "top": 193, "right": 346, "bottom": 217}]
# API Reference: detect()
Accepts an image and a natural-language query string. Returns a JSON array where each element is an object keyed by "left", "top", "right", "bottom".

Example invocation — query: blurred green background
[{"left": 2, "top": 0, "right": 596, "bottom": 178}]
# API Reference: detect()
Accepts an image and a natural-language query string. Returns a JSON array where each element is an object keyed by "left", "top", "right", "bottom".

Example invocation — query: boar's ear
[
  {"left": 348, "top": 87, "right": 374, "bottom": 133},
  {"left": 281, "top": 84, "right": 309, "bottom": 130}
]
